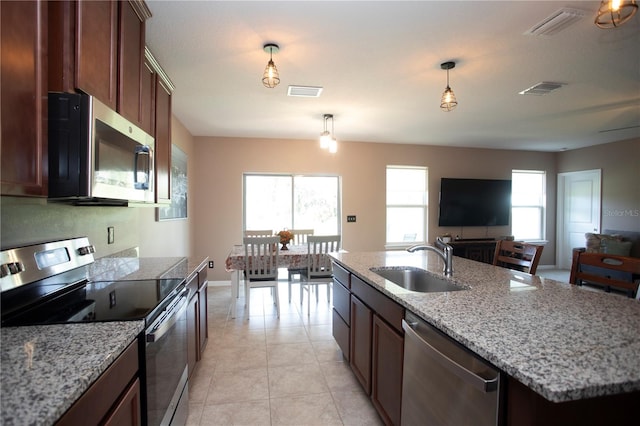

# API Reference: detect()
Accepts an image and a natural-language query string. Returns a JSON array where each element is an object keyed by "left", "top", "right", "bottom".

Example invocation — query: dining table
[{"left": 225, "top": 244, "right": 310, "bottom": 318}]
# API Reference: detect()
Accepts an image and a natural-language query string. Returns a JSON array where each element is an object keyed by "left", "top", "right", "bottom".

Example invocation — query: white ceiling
[{"left": 145, "top": 1, "right": 640, "bottom": 152}]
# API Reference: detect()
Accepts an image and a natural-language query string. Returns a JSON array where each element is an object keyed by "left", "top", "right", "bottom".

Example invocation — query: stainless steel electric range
[{"left": 0, "top": 237, "right": 189, "bottom": 426}]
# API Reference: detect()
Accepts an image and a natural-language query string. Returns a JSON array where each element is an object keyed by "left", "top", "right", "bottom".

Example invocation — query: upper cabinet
[
  {"left": 76, "top": 0, "right": 118, "bottom": 109},
  {"left": 2, "top": 0, "right": 172, "bottom": 201},
  {"left": 49, "top": 0, "right": 151, "bottom": 126},
  {"left": 144, "top": 48, "right": 174, "bottom": 204},
  {"left": 118, "top": 1, "right": 152, "bottom": 126},
  {"left": 0, "top": 0, "right": 49, "bottom": 197}
]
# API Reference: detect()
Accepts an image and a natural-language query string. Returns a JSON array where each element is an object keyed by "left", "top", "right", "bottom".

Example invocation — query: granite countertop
[
  {"left": 1, "top": 255, "right": 208, "bottom": 425},
  {"left": 330, "top": 250, "right": 640, "bottom": 403},
  {"left": 1, "top": 321, "right": 144, "bottom": 426},
  {"left": 89, "top": 255, "right": 208, "bottom": 282}
]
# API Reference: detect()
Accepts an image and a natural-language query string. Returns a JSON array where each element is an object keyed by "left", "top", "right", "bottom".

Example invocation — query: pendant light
[
  {"left": 595, "top": 0, "right": 637, "bottom": 28},
  {"left": 319, "top": 114, "right": 337, "bottom": 153},
  {"left": 440, "top": 61, "right": 458, "bottom": 112},
  {"left": 262, "top": 43, "right": 280, "bottom": 88}
]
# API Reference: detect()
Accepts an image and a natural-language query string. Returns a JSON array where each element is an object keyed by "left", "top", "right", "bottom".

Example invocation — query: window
[
  {"left": 244, "top": 174, "right": 341, "bottom": 235},
  {"left": 511, "top": 170, "right": 546, "bottom": 241},
  {"left": 386, "top": 166, "right": 428, "bottom": 247}
]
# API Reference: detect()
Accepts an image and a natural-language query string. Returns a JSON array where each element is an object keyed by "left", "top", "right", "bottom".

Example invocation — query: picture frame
[{"left": 157, "top": 144, "right": 187, "bottom": 221}]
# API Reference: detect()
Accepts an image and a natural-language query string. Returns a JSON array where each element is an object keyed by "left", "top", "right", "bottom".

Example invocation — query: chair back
[
  {"left": 291, "top": 229, "right": 314, "bottom": 245},
  {"left": 243, "top": 236, "right": 279, "bottom": 281},
  {"left": 493, "top": 240, "right": 543, "bottom": 274},
  {"left": 569, "top": 248, "right": 640, "bottom": 295},
  {"left": 307, "top": 235, "right": 341, "bottom": 279},
  {"left": 245, "top": 229, "right": 273, "bottom": 237}
]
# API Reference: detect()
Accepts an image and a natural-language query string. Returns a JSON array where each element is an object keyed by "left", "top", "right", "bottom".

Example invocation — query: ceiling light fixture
[
  {"left": 595, "top": 0, "right": 638, "bottom": 28},
  {"left": 440, "top": 61, "right": 458, "bottom": 112},
  {"left": 320, "top": 114, "right": 337, "bottom": 153},
  {"left": 262, "top": 43, "right": 280, "bottom": 88}
]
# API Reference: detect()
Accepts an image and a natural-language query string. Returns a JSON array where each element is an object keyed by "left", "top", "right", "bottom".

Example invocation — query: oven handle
[{"left": 146, "top": 289, "right": 188, "bottom": 343}]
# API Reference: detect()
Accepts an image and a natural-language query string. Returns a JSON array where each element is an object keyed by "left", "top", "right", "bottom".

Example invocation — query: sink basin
[{"left": 370, "top": 266, "right": 466, "bottom": 293}]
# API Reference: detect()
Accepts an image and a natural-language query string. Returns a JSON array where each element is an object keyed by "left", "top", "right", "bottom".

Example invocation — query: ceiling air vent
[
  {"left": 287, "top": 85, "right": 323, "bottom": 98},
  {"left": 524, "top": 8, "right": 586, "bottom": 36},
  {"left": 519, "top": 82, "right": 566, "bottom": 96}
]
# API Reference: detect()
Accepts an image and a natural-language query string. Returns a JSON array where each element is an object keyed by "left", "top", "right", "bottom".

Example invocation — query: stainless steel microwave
[{"left": 48, "top": 92, "right": 155, "bottom": 205}]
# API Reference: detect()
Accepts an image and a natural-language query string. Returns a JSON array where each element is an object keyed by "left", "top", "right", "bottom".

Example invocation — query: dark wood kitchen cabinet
[
  {"left": 142, "top": 47, "right": 174, "bottom": 204},
  {"left": 48, "top": 0, "right": 151, "bottom": 123},
  {"left": 186, "top": 261, "right": 210, "bottom": 377},
  {"left": 74, "top": 0, "right": 118, "bottom": 109},
  {"left": 371, "top": 314, "right": 404, "bottom": 426},
  {"left": 0, "top": 0, "right": 48, "bottom": 197},
  {"left": 198, "top": 267, "right": 209, "bottom": 356},
  {"left": 154, "top": 74, "right": 172, "bottom": 204},
  {"left": 186, "top": 273, "right": 199, "bottom": 378},
  {"left": 350, "top": 294, "right": 373, "bottom": 394},
  {"left": 334, "top": 263, "right": 404, "bottom": 426},
  {"left": 57, "top": 340, "right": 140, "bottom": 426},
  {"left": 332, "top": 266, "right": 351, "bottom": 361},
  {"left": 117, "top": 0, "right": 150, "bottom": 126}
]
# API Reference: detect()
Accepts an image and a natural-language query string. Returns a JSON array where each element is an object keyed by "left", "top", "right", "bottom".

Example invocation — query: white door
[{"left": 556, "top": 170, "right": 602, "bottom": 269}]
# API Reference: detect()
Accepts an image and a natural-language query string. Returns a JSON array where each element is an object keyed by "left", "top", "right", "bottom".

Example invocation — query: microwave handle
[{"left": 134, "top": 145, "right": 151, "bottom": 190}]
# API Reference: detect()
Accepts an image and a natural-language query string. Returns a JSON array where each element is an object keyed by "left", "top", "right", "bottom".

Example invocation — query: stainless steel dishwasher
[{"left": 401, "top": 311, "right": 501, "bottom": 426}]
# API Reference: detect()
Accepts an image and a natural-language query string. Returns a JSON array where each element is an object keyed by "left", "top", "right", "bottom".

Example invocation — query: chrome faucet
[{"left": 407, "top": 237, "right": 454, "bottom": 276}]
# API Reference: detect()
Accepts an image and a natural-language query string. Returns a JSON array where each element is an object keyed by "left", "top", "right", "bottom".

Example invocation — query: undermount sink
[{"left": 370, "top": 266, "right": 467, "bottom": 293}]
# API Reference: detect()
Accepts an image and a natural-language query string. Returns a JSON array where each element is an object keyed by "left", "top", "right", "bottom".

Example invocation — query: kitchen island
[{"left": 330, "top": 250, "right": 640, "bottom": 422}]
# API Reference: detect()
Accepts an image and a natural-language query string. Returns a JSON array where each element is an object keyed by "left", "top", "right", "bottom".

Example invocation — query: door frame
[{"left": 556, "top": 169, "right": 602, "bottom": 269}]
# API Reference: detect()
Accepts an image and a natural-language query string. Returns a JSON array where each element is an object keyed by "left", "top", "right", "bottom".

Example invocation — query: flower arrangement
[{"left": 277, "top": 230, "right": 294, "bottom": 244}]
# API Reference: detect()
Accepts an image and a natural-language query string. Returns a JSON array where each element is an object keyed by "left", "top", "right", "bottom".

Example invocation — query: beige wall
[
  {"left": 557, "top": 137, "right": 640, "bottom": 233},
  {"left": 137, "top": 117, "right": 196, "bottom": 257},
  {"left": 1, "top": 116, "right": 195, "bottom": 260},
  {"left": 193, "top": 137, "right": 558, "bottom": 281}
]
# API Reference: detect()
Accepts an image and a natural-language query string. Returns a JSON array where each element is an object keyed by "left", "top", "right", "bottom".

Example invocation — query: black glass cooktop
[{"left": 2, "top": 278, "right": 185, "bottom": 327}]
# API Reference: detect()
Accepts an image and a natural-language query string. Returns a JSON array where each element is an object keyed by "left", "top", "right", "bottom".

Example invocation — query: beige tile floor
[{"left": 187, "top": 281, "right": 384, "bottom": 426}]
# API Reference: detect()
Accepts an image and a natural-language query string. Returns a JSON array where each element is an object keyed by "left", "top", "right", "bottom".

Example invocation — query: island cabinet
[
  {"left": 506, "top": 376, "right": 640, "bottom": 426},
  {"left": 186, "top": 262, "right": 209, "bottom": 378},
  {"left": 332, "top": 263, "right": 351, "bottom": 360},
  {"left": 0, "top": 0, "right": 48, "bottom": 197},
  {"left": 332, "top": 262, "right": 404, "bottom": 426},
  {"left": 57, "top": 339, "right": 141, "bottom": 426}
]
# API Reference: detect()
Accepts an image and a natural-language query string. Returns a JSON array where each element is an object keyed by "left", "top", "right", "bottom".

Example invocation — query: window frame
[
  {"left": 385, "top": 165, "right": 428, "bottom": 249},
  {"left": 243, "top": 173, "right": 342, "bottom": 237},
  {"left": 511, "top": 169, "right": 546, "bottom": 242}
]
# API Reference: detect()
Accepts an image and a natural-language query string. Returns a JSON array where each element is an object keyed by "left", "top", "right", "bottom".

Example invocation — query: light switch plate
[{"left": 107, "top": 227, "right": 115, "bottom": 244}]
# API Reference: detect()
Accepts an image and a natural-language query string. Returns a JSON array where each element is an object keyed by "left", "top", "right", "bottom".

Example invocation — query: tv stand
[
  {"left": 447, "top": 239, "right": 497, "bottom": 264},
  {"left": 453, "top": 238, "right": 495, "bottom": 242}
]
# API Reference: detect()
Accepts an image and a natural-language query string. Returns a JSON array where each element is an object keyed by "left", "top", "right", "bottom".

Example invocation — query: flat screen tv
[{"left": 438, "top": 178, "right": 512, "bottom": 227}]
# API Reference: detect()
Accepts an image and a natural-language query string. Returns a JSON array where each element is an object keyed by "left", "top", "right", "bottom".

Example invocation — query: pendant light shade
[
  {"left": 320, "top": 114, "right": 337, "bottom": 153},
  {"left": 595, "top": 0, "right": 637, "bottom": 28},
  {"left": 262, "top": 44, "right": 280, "bottom": 88},
  {"left": 440, "top": 61, "right": 458, "bottom": 112}
]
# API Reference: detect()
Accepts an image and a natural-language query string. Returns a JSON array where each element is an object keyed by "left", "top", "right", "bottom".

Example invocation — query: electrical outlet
[
  {"left": 347, "top": 215, "right": 356, "bottom": 223},
  {"left": 107, "top": 227, "right": 115, "bottom": 244},
  {"left": 208, "top": 260, "right": 214, "bottom": 269}
]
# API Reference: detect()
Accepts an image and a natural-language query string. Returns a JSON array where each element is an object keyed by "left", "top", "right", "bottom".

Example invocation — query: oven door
[{"left": 145, "top": 288, "right": 189, "bottom": 426}]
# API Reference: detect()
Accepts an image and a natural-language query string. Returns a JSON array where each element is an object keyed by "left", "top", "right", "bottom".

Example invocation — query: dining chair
[
  {"left": 492, "top": 240, "right": 543, "bottom": 275},
  {"left": 243, "top": 236, "right": 280, "bottom": 318},
  {"left": 300, "top": 235, "right": 340, "bottom": 314},
  {"left": 287, "top": 229, "right": 315, "bottom": 302},
  {"left": 569, "top": 248, "right": 640, "bottom": 297},
  {"left": 244, "top": 229, "right": 273, "bottom": 237}
]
